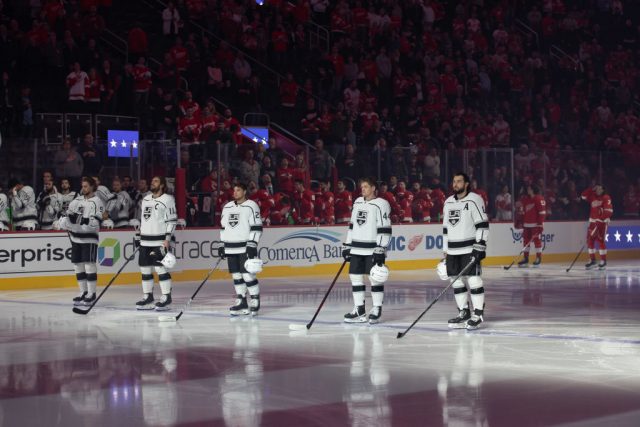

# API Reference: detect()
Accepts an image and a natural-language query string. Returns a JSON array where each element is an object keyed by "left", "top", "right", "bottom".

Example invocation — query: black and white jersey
[
  {"left": 345, "top": 197, "right": 392, "bottom": 256},
  {"left": 96, "top": 185, "right": 117, "bottom": 215},
  {"left": 220, "top": 200, "right": 263, "bottom": 255},
  {"left": 139, "top": 193, "right": 177, "bottom": 247},
  {"left": 110, "top": 190, "right": 132, "bottom": 227},
  {"left": 11, "top": 186, "right": 38, "bottom": 227},
  {"left": 36, "top": 192, "right": 62, "bottom": 229},
  {"left": 67, "top": 195, "right": 104, "bottom": 244},
  {"left": 0, "top": 194, "right": 10, "bottom": 228},
  {"left": 442, "top": 192, "right": 489, "bottom": 255},
  {"left": 58, "top": 191, "right": 78, "bottom": 216}
]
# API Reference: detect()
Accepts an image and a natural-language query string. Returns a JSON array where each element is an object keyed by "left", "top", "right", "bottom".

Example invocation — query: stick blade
[
  {"left": 288, "top": 323, "right": 308, "bottom": 331},
  {"left": 396, "top": 332, "right": 405, "bottom": 339},
  {"left": 72, "top": 307, "right": 89, "bottom": 315}
]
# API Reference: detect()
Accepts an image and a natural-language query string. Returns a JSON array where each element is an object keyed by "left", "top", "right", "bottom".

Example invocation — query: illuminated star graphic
[
  {"left": 121, "top": 140, "right": 127, "bottom": 148},
  {"left": 626, "top": 230, "right": 633, "bottom": 243},
  {"left": 110, "top": 139, "right": 117, "bottom": 147},
  {"left": 605, "top": 233, "right": 609, "bottom": 242},
  {"left": 132, "top": 141, "right": 138, "bottom": 149},
  {"left": 252, "top": 137, "right": 258, "bottom": 142},
  {"left": 614, "top": 230, "right": 621, "bottom": 242}
]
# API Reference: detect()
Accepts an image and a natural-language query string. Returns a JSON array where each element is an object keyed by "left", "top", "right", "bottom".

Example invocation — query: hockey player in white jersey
[
  {"left": 134, "top": 176, "right": 178, "bottom": 311},
  {"left": 0, "top": 185, "right": 10, "bottom": 231},
  {"left": 219, "top": 182, "right": 263, "bottom": 315},
  {"left": 342, "top": 177, "right": 392, "bottom": 324},
  {"left": 110, "top": 177, "right": 132, "bottom": 228},
  {"left": 37, "top": 180, "right": 62, "bottom": 230},
  {"left": 57, "top": 176, "right": 105, "bottom": 306},
  {"left": 8, "top": 178, "right": 38, "bottom": 230},
  {"left": 441, "top": 172, "right": 489, "bottom": 330},
  {"left": 92, "top": 175, "right": 117, "bottom": 229},
  {"left": 58, "top": 178, "right": 78, "bottom": 217}
]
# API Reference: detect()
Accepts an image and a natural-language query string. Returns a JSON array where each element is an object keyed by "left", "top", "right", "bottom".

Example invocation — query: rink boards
[{"left": 1, "top": 221, "right": 639, "bottom": 289}]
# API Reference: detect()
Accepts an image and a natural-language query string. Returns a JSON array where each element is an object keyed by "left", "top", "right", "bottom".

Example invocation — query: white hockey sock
[
  {"left": 156, "top": 266, "right": 171, "bottom": 295},
  {"left": 350, "top": 274, "right": 365, "bottom": 307},
  {"left": 232, "top": 273, "right": 247, "bottom": 296},
  {"left": 243, "top": 273, "right": 260, "bottom": 296},
  {"left": 370, "top": 279, "right": 384, "bottom": 306},
  {"left": 467, "top": 276, "right": 485, "bottom": 314},
  {"left": 73, "top": 264, "right": 87, "bottom": 293},
  {"left": 85, "top": 263, "right": 97, "bottom": 294},
  {"left": 452, "top": 279, "right": 468, "bottom": 310},
  {"left": 141, "top": 266, "right": 154, "bottom": 294}
]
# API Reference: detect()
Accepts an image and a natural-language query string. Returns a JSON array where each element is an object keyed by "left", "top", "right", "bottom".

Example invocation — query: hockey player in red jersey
[
  {"left": 335, "top": 180, "right": 353, "bottom": 224},
  {"left": 517, "top": 184, "right": 546, "bottom": 267},
  {"left": 581, "top": 184, "right": 613, "bottom": 269},
  {"left": 314, "top": 180, "right": 335, "bottom": 224},
  {"left": 292, "top": 179, "right": 315, "bottom": 224},
  {"left": 248, "top": 181, "right": 275, "bottom": 225},
  {"left": 412, "top": 183, "right": 434, "bottom": 222},
  {"left": 394, "top": 181, "right": 414, "bottom": 222}
]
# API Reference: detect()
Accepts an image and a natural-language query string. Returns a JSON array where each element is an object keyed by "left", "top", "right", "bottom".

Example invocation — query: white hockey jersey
[
  {"left": 96, "top": 185, "right": 117, "bottom": 218},
  {"left": 442, "top": 191, "right": 489, "bottom": 255},
  {"left": 110, "top": 190, "right": 132, "bottom": 228},
  {"left": 0, "top": 193, "right": 10, "bottom": 229},
  {"left": 58, "top": 191, "right": 78, "bottom": 216},
  {"left": 345, "top": 197, "right": 392, "bottom": 256},
  {"left": 67, "top": 195, "right": 105, "bottom": 244},
  {"left": 220, "top": 199, "right": 263, "bottom": 255},
  {"left": 11, "top": 186, "right": 38, "bottom": 228},
  {"left": 139, "top": 193, "right": 177, "bottom": 247},
  {"left": 36, "top": 191, "right": 62, "bottom": 229},
  {"left": 133, "top": 190, "right": 151, "bottom": 222}
]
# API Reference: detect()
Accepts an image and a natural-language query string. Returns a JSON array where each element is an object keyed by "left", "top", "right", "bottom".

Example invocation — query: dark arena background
[{"left": 0, "top": 0, "right": 639, "bottom": 426}]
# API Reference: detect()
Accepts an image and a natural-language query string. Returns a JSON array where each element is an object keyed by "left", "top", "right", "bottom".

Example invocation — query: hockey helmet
[
  {"left": 244, "top": 258, "right": 263, "bottom": 274},
  {"left": 369, "top": 264, "right": 389, "bottom": 283},
  {"left": 160, "top": 251, "right": 177, "bottom": 269},
  {"left": 102, "top": 218, "right": 115, "bottom": 229},
  {"left": 129, "top": 219, "right": 141, "bottom": 230},
  {"left": 436, "top": 259, "right": 448, "bottom": 280}
]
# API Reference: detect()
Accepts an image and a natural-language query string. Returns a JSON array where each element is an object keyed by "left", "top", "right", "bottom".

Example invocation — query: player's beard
[{"left": 454, "top": 185, "right": 468, "bottom": 195}]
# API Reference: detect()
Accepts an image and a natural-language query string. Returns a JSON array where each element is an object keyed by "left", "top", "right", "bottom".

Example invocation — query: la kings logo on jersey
[
  {"left": 448, "top": 209, "right": 461, "bottom": 226},
  {"left": 356, "top": 210, "right": 368, "bottom": 226},
  {"left": 143, "top": 206, "right": 152, "bottom": 220},
  {"left": 229, "top": 213, "right": 240, "bottom": 228}
]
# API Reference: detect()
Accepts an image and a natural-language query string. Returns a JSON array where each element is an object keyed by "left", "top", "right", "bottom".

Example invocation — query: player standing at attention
[
  {"left": 342, "top": 177, "right": 392, "bottom": 324},
  {"left": 57, "top": 176, "right": 105, "bottom": 306},
  {"left": 442, "top": 172, "right": 489, "bottom": 330},
  {"left": 219, "top": 182, "right": 264, "bottom": 316},
  {"left": 581, "top": 184, "right": 613, "bottom": 270},
  {"left": 134, "top": 176, "right": 178, "bottom": 311},
  {"left": 517, "top": 184, "right": 546, "bottom": 267}
]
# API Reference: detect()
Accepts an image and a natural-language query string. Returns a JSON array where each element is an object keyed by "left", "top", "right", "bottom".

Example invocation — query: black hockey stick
[
  {"left": 72, "top": 247, "right": 140, "bottom": 315},
  {"left": 158, "top": 257, "right": 223, "bottom": 322},
  {"left": 289, "top": 259, "right": 348, "bottom": 331},
  {"left": 503, "top": 230, "right": 543, "bottom": 270},
  {"left": 566, "top": 225, "right": 598, "bottom": 273},
  {"left": 397, "top": 257, "right": 477, "bottom": 339}
]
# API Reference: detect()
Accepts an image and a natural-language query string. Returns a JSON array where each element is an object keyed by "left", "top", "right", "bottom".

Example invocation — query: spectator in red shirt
[
  {"left": 277, "top": 157, "right": 294, "bottom": 195},
  {"left": 132, "top": 57, "right": 152, "bottom": 113},
  {"left": 128, "top": 23, "right": 148, "bottom": 57}
]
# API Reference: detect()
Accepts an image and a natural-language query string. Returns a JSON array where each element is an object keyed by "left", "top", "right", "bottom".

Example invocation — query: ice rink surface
[{"left": 1, "top": 261, "right": 640, "bottom": 427}]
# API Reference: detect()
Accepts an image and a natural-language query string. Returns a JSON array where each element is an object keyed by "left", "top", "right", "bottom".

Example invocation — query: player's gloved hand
[
  {"left": 342, "top": 245, "right": 351, "bottom": 261},
  {"left": 81, "top": 217, "right": 90, "bottom": 225},
  {"left": 134, "top": 235, "right": 140, "bottom": 248},
  {"left": 246, "top": 241, "right": 258, "bottom": 259},
  {"left": 68, "top": 213, "right": 79, "bottom": 223},
  {"left": 471, "top": 242, "right": 486, "bottom": 263},
  {"left": 218, "top": 246, "right": 226, "bottom": 259},
  {"left": 373, "top": 246, "right": 386, "bottom": 266}
]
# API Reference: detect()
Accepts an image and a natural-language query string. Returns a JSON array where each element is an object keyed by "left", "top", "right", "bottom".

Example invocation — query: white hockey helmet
[
  {"left": 22, "top": 220, "right": 38, "bottom": 231},
  {"left": 129, "top": 219, "right": 141, "bottom": 230},
  {"left": 436, "top": 260, "right": 448, "bottom": 280},
  {"left": 176, "top": 218, "right": 187, "bottom": 229},
  {"left": 160, "top": 251, "right": 177, "bottom": 269},
  {"left": 244, "top": 258, "right": 263, "bottom": 274},
  {"left": 369, "top": 264, "right": 389, "bottom": 283},
  {"left": 102, "top": 218, "right": 115, "bottom": 229}
]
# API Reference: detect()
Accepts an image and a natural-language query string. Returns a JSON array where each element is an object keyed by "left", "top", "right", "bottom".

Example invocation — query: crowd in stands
[{"left": 1, "top": 0, "right": 640, "bottom": 227}]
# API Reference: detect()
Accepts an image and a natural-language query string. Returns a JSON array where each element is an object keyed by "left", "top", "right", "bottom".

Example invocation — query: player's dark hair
[
  {"left": 153, "top": 176, "right": 167, "bottom": 193},
  {"left": 530, "top": 184, "right": 541, "bottom": 194},
  {"left": 234, "top": 182, "right": 248, "bottom": 192},
  {"left": 81, "top": 176, "right": 97, "bottom": 190},
  {"left": 360, "top": 177, "right": 377, "bottom": 188},
  {"left": 454, "top": 172, "right": 470, "bottom": 183}
]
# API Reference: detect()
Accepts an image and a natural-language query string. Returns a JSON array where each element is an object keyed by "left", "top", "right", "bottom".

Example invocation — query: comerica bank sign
[{"left": 259, "top": 230, "right": 343, "bottom": 263}]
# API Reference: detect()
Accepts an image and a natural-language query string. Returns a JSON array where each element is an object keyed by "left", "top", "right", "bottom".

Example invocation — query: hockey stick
[
  {"left": 397, "top": 256, "right": 477, "bottom": 339},
  {"left": 158, "top": 257, "right": 223, "bottom": 322},
  {"left": 503, "top": 230, "right": 543, "bottom": 270},
  {"left": 289, "top": 259, "right": 348, "bottom": 331},
  {"left": 566, "top": 225, "right": 598, "bottom": 273},
  {"left": 72, "top": 247, "right": 140, "bottom": 315}
]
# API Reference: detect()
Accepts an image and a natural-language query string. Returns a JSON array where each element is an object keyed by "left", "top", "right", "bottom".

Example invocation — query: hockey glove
[
  {"left": 68, "top": 213, "right": 79, "bottom": 224},
  {"left": 81, "top": 217, "right": 90, "bottom": 225},
  {"left": 134, "top": 235, "right": 140, "bottom": 248},
  {"left": 471, "top": 242, "right": 486, "bottom": 263},
  {"left": 373, "top": 247, "right": 386, "bottom": 266},
  {"left": 246, "top": 241, "right": 258, "bottom": 259},
  {"left": 218, "top": 246, "right": 226, "bottom": 259},
  {"left": 342, "top": 245, "right": 351, "bottom": 261}
]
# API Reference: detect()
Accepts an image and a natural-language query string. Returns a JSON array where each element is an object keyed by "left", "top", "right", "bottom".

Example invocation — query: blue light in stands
[
  {"left": 241, "top": 126, "right": 269, "bottom": 147},
  {"left": 107, "top": 130, "right": 139, "bottom": 158},
  {"left": 256, "top": 0, "right": 265, "bottom": 5}
]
